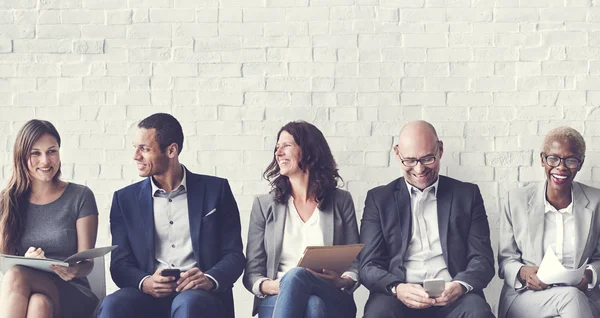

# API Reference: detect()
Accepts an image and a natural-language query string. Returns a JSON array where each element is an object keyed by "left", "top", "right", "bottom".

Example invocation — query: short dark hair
[
  {"left": 263, "top": 121, "right": 342, "bottom": 209},
  {"left": 138, "top": 113, "right": 184, "bottom": 154}
]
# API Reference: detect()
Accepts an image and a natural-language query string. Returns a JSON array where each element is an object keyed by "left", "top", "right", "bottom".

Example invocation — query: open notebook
[{"left": 0, "top": 246, "right": 116, "bottom": 273}]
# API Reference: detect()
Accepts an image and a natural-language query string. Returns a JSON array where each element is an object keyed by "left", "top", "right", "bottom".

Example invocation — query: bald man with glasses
[{"left": 359, "top": 120, "right": 495, "bottom": 318}]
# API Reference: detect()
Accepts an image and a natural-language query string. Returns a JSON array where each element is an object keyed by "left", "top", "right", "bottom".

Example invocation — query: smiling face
[
  {"left": 275, "top": 130, "right": 303, "bottom": 178},
  {"left": 132, "top": 128, "right": 171, "bottom": 178},
  {"left": 542, "top": 138, "right": 583, "bottom": 191},
  {"left": 396, "top": 141, "right": 442, "bottom": 190},
  {"left": 396, "top": 121, "right": 443, "bottom": 191},
  {"left": 27, "top": 133, "right": 61, "bottom": 183}
]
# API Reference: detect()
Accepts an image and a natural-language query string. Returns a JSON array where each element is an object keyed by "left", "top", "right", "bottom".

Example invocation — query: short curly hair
[
  {"left": 542, "top": 126, "right": 586, "bottom": 157},
  {"left": 263, "top": 121, "right": 342, "bottom": 210}
]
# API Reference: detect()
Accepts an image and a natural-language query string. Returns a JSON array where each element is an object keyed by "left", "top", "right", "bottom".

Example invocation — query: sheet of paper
[{"left": 536, "top": 247, "right": 587, "bottom": 286}]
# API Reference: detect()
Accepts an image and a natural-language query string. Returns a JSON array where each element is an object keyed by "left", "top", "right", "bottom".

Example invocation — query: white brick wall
[{"left": 1, "top": 1, "right": 599, "bottom": 316}]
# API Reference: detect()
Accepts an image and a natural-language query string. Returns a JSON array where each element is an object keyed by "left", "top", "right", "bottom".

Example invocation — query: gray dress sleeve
[{"left": 77, "top": 186, "right": 99, "bottom": 219}]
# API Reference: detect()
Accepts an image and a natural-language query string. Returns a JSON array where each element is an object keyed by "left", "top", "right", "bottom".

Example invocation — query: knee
[
  {"left": 28, "top": 293, "right": 54, "bottom": 315},
  {"left": 172, "top": 290, "right": 217, "bottom": 314},
  {"left": 305, "top": 296, "right": 326, "bottom": 317},
  {"left": 557, "top": 287, "right": 587, "bottom": 302},
  {"left": 2, "top": 266, "right": 31, "bottom": 292},
  {"left": 280, "top": 267, "right": 311, "bottom": 285},
  {"left": 458, "top": 294, "right": 493, "bottom": 318},
  {"left": 99, "top": 292, "right": 127, "bottom": 313}
]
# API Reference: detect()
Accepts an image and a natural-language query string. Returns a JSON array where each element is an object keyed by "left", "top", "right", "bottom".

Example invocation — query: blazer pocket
[{"left": 204, "top": 208, "right": 217, "bottom": 217}]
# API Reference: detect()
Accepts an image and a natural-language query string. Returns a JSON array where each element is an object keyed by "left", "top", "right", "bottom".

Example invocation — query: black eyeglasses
[
  {"left": 541, "top": 152, "right": 582, "bottom": 169},
  {"left": 400, "top": 155, "right": 437, "bottom": 167},
  {"left": 395, "top": 142, "right": 441, "bottom": 167}
]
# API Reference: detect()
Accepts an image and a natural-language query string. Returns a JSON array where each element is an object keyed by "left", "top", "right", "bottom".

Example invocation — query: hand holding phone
[
  {"left": 161, "top": 268, "right": 181, "bottom": 280},
  {"left": 423, "top": 278, "right": 445, "bottom": 298}
]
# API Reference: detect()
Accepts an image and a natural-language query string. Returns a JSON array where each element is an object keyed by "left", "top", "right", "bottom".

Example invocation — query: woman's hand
[
  {"left": 260, "top": 279, "right": 280, "bottom": 295},
  {"left": 24, "top": 247, "right": 46, "bottom": 259},
  {"left": 50, "top": 263, "right": 80, "bottom": 281},
  {"left": 519, "top": 266, "right": 549, "bottom": 291},
  {"left": 308, "top": 268, "right": 354, "bottom": 289}
]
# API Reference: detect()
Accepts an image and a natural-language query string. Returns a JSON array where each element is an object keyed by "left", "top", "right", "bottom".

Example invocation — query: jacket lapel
[
  {"left": 573, "top": 182, "right": 593, "bottom": 267},
  {"left": 528, "top": 182, "right": 546, "bottom": 264},
  {"left": 321, "top": 196, "right": 334, "bottom": 246},
  {"left": 185, "top": 169, "right": 205, "bottom": 264},
  {"left": 270, "top": 199, "right": 287, "bottom": 278},
  {"left": 436, "top": 177, "right": 451, "bottom": 265},
  {"left": 137, "top": 178, "right": 155, "bottom": 269},
  {"left": 394, "top": 178, "right": 412, "bottom": 260}
]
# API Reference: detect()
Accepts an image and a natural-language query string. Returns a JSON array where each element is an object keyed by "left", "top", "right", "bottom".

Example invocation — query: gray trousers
[{"left": 506, "top": 287, "right": 600, "bottom": 318}]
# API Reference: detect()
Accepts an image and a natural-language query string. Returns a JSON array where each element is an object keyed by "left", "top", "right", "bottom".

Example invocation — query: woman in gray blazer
[
  {"left": 243, "top": 121, "right": 360, "bottom": 318},
  {"left": 498, "top": 126, "right": 600, "bottom": 318}
]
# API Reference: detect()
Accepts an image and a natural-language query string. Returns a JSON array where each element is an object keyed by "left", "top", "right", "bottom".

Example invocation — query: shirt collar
[
  {"left": 150, "top": 165, "right": 187, "bottom": 195},
  {"left": 543, "top": 182, "right": 573, "bottom": 215},
  {"left": 405, "top": 178, "right": 439, "bottom": 197}
]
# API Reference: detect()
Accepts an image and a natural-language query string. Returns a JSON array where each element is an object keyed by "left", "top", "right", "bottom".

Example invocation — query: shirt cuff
[
  {"left": 341, "top": 271, "right": 358, "bottom": 282},
  {"left": 252, "top": 278, "right": 270, "bottom": 298},
  {"left": 454, "top": 280, "right": 473, "bottom": 294},
  {"left": 139, "top": 275, "right": 151, "bottom": 291},
  {"left": 204, "top": 274, "right": 219, "bottom": 292},
  {"left": 586, "top": 265, "right": 597, "bottom": 290}
]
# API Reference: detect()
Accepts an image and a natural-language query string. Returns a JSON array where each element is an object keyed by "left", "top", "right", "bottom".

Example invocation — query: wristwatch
[{"left": 387, "top": 281, "right": 401, "bottom": 296}]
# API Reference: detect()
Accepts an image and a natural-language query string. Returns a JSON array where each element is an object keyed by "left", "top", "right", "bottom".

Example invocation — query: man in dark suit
[
  {"left": 360, "top": 120, "right": 495, "bottom": 318},
  {"left": 98, "top": 113, "right": 244, "bottom": 318}
]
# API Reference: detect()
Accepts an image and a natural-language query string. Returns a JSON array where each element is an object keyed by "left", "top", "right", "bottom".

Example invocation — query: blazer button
[
  {"left": 171, "top": 244, "right": 175, "bottom": 248},
  {"left": 169, "top": 221, "right": 174, "bottom": 225},
  {"left": 168, "top": 199, "right": 172, "bottom": 202}
]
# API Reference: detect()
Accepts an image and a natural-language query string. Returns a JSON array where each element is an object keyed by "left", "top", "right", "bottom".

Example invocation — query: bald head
[
  {"left": 395, "top": 120, "right": 443, "bottom": 190},
  {"left": 398, "top": 120, "right": 439, "bottom": 150}
]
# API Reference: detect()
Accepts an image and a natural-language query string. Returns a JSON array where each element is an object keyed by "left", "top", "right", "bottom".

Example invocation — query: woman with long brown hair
[
  {"left": 243, "top": 121, "right": 360, "bottom": 318},
  {"left": 0, "top": 120, "right": 99, "bottom": 318}
]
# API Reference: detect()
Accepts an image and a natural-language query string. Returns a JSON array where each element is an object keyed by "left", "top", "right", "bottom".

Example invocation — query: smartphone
[
  {"left": 161, "top": 268, "right": 181, "bottom": 280},
  {"left": 423, "top": 278, "right": 445, "bottom": 298}
]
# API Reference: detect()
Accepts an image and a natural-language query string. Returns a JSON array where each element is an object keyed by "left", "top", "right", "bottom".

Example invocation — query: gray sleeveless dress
[{"left": 17, "top": 183, "right": 99, "bottom": 318}]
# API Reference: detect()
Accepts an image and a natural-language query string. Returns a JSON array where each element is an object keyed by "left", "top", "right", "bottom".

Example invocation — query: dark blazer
[
  {"left": 109, "top": 168, "right": 245, "bottom": 318},
  {"left": 243, "top": 188, "right": 360, "bottom": 316},
  {"left": 359, "top": 175, "right": 495, "bottom": 298}
]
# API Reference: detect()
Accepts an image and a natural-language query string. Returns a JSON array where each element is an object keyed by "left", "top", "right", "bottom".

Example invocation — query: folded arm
[
  {"left": 451, "top": 185, "right": 495, "bottom": 292},
  {"left": 109, "top": 192, "right": 149, "bottom": 289},
  {"left": 243, "top": 196, "right": 270, "bottom": 297},
  {"left": 359, "top": 190, "right": 401, "bottom": 294},
  {"left": 202, "top": 180, "right": 245, "bottom": 291}
]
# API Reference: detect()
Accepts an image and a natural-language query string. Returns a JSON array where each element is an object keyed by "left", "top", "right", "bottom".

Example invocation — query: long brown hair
[
  {"left": 0, "top": 120, "right": 62, "bottom": 254},
  {"left": 263, "top": 121, "right": 342, "bottom": 210}
]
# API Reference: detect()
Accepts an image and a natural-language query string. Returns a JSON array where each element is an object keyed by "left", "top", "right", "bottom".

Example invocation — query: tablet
[{"left": 297, "top": 244, "right": 364, "bottom": 274}]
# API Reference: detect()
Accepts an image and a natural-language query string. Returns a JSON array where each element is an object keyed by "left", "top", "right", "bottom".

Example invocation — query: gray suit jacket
[
  {"left": 498, "top": 181, "right": 600, "bottom": 318},
  {"left": 243, "top": 188, "right": 360, "bottom": 316}
]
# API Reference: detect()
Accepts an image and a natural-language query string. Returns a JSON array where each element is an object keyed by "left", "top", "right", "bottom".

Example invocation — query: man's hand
[
  {"left": 176, "top": 267, "right": 215, "bottom": 292},
  {"left": 24, "top": 247, "right": 45, "bottom": 259},
  {"left": 395, "top": 283, "right": 435, "bottom": 309},
  {"left": 576, "top": 269, "right": 593, "bottom": 291},
  {"left": 519, "top": 266, "right": 549, "bottom": 291},
  {"left": 260, "top": 279, "right": 280, "bottom": 295},
  {"left": 142, "top": 268, "right": 177, "bottom": 298},
  {"left": 433, "top": 282, "right": 465, "bottom": 307},
  {"left": 307, "top": 268, "right": 354, "bottom": 289}
]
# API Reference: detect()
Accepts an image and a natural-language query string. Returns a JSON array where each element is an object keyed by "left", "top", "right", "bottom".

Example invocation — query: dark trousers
[
  {"left": 98, "top": 287, "right": 224, "bottom": 318},
  {"left": 363, "top": 292, "right": 495, "bottom": 318}
]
